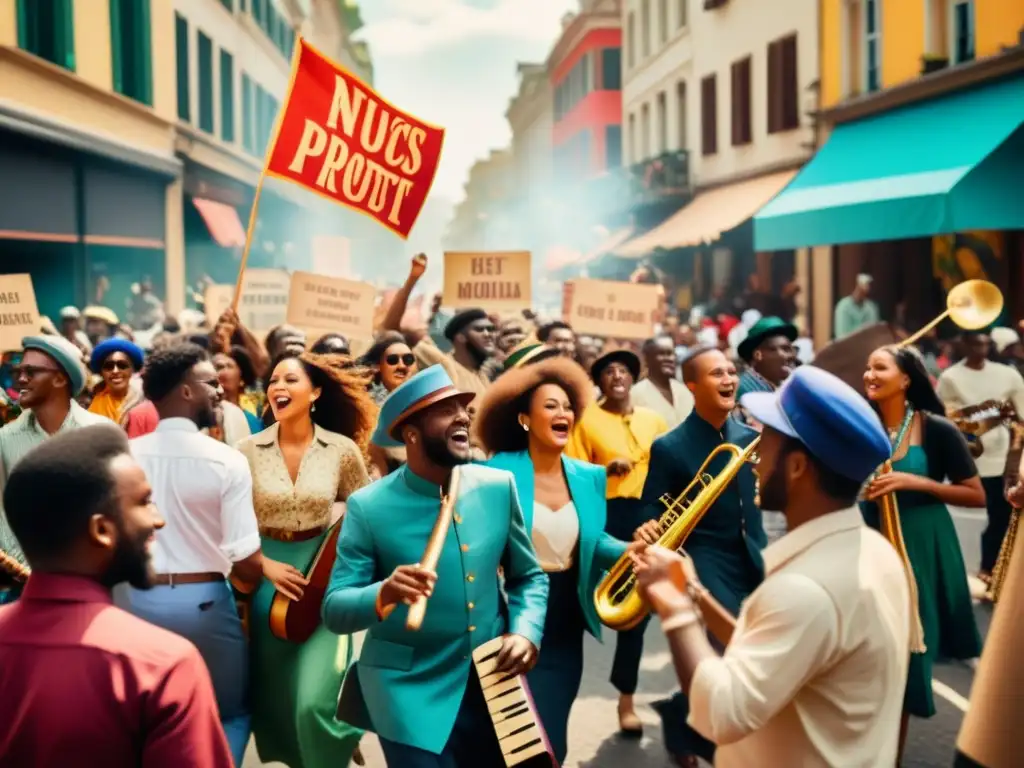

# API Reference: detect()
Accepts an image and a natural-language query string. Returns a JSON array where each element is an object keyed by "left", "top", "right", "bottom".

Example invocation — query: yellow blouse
[
  {"left": 236, "top": 423, "right": 371, "bottom": 533},
  {"left": 566, "top": 403, "right": 669, "bottom": 500},
  {"left": 88, "top": 389, "right": 128, "bottom": 423}
]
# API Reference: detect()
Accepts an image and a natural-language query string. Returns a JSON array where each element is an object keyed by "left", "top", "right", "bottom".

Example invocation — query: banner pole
[{"left": 231, "top": 171, "right": 267, "bottom": 313}]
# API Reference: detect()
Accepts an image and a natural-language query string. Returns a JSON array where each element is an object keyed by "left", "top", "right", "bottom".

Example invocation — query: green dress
[
  {"left": 238, "top": 424, "right": 368, "bottom": 767},
  {"left": 862, "top": 446, "right": 982, "bottom": 718}
]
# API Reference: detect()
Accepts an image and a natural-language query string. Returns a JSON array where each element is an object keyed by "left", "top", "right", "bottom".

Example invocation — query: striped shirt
[
  {"left": 734, "top": 369, "right": 776, "bottom": 427},
  {"left": 0, "top": 402, "right": 109, "bottom": 562}
]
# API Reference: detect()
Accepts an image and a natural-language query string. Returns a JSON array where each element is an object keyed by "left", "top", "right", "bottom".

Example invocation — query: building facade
[
  {"left": 615, "top": 0, "right": 818, "bottom": 323},
  {"left": 444, "top": 149, "right": 516, "bottom": 252},
  {"left": 757, "top": 0, "right": 1024, "bottom": 348},
  {"left": 0, "top": 0, "right": 373, "bottom": 324},
  {"left": 0, "top": 0, "right": 179, "bottom": 322},
  {"left": 549, "top": 0, "right": 624, "bottom": 179}
]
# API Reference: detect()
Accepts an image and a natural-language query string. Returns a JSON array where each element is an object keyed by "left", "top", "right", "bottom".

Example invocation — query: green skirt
[
  {"left": 863, "top": 499, "right": 982, "bottom": 718},
  {"left": 250, "top": 534, "right": 362, "bottom": 767}
]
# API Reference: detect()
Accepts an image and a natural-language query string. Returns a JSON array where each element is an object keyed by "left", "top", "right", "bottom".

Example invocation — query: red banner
[{"left": 266, "top": 39, "right": 445, "bottom": 239}]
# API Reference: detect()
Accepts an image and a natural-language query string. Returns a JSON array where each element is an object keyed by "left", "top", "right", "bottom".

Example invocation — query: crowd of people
[{"left": 0, "top": 254, "right": 1019, "bottom": 768}]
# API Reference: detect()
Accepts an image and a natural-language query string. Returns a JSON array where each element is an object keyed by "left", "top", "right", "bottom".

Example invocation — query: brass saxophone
[{"left": 594, "top": 438, "right": 760, "bottom": 631}]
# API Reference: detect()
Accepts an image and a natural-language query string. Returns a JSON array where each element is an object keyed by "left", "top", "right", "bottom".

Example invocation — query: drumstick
[{"left": 405, "top": 468, "right": 461, "bottom": 631}]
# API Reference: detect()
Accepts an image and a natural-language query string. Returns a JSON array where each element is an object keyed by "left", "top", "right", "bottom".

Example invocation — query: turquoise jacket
[
  {"left": 323, "top": 463, "right": 548, "bottom": 754},
  {"left": 484, "top": 451, "right": 627, "bottom": 640}
]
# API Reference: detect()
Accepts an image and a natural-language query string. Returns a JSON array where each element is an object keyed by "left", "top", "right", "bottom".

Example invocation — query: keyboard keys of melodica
[{"left": 472, "top": 636, "right": 558, "bottom": 767}]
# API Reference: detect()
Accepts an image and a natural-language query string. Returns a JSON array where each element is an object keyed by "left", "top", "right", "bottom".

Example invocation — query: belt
[
  {"left": 152, "top": 571, "right": 225, "bottom": 587},
  {"left": 261, "top": 525, "right": 327, "bottom": 543}
]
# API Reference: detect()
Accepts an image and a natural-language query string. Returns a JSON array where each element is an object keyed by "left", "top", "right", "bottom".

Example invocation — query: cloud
[{"left": 357, "top": 0, "right": 576, "bottom": 57}]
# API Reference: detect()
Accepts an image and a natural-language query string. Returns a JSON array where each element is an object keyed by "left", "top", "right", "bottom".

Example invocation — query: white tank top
[{"left": 531, "top": 501, "right": 579, "bottom": 572}]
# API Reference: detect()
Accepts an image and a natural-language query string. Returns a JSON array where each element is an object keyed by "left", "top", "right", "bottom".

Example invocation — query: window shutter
[
  {"left": 781, "top": 35, "right": 799, "bottom": 130},
  {"left": 109, "top": 0, "right": 123, "bottom": 94},
  {"left": 62, "top": 0, "right": 75, "bottom": 71},
  {"left": 766, "top": 40, "right": 778, "bottom": 134},
  {"left": 701, "top": 75, "right": 717, "bottom": 156}
]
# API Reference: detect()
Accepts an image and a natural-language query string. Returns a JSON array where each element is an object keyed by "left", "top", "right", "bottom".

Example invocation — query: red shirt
[
  {"left": 124, "top": 400, "right": 159, "bottom": 438},
  {"left": 0, "top": 573, "right": 233, "bottom": 768}
]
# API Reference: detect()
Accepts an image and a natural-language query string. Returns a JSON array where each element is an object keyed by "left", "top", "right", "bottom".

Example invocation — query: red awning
[{"left": 193, "top": 197, "right": 246, "bottom": 248}]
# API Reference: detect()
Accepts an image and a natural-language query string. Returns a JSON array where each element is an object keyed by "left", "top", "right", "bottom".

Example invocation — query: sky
[{"left": 356, "top": 0, "right": 577, "bottom": 205}]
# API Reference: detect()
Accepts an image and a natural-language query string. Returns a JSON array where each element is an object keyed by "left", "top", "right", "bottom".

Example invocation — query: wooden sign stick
[{"left": 230, "top": 173, "right": 267, "bottom": 314}]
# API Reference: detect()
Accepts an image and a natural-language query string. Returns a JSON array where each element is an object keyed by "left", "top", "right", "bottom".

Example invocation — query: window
[
  {"left": 864, "top": 0, "right": 881, "bottom": 92},
  {"left": 253, "top": 0, "right": 265, "bottom": 25},
  {"left": 601, "top": 48, "right": 622, "bottom": 90},
  {"left": 220, "top": 50, "right": 235, "bottom": 143},
  {"left": 641, "top": 0, "right": 651, "bottom": 57},
  {"left": 110, "top": 0, "right": 153, "bottom": 106},
  {"left": 220, "top": 0, "right": 233, "bottom": 10},
  {"left": 656, "top": 91, "right": 667, "bottom": 153},
  {"left": 640, "top": 103, "right": 651, "bottom": 159},
  {"left": 678, "top": 0, "right": 688, "bottom": 28},
  {"left": 606, "top": 125, "right": 623, "bottom": 169},
  {"left": 629, "top": 113, "right": 637, "bottom": 163},
  {"left": 731, "top": 57, "right": 752, "bottom": 146},
  {"left": 242, "top": 74, "right": 255, "bottom": 153},
  {"left": 767, "top": 34, "right": 799, "bottom": 133},
  {"left": 676, "top": 81, "right": 688, "bottom": 150},
  {"left": 17, "top": 0, "right": 75, "bottom": 71},
  {"left": 701, "top": 74, "right": 717, "bottom": 156},
  {"left": 952, "top": 1, "right": 974, "bottom": 63},
  {"left": 255, "top": 87, "right": 266, "bottom": 153},
  {"left": 197, "top": 31, "right": 214, "bottom": 134},
  {"left": 175, "top": 13, "right": 190, "bottom": 121},
  {"left": 659, "top": 0, "right": 668, "bottom": 44},
  {"left": 627, "top": 12, "right": 636, "bottom": 68}
]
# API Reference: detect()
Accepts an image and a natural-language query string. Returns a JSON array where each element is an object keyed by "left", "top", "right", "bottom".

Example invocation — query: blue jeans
[{"left": 125, "top": 580, "right": 250, "bottom": 766}]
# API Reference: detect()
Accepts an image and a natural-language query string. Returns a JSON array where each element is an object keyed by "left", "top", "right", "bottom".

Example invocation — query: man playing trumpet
[
  {"left": 324, "top": 366, "right": 548, "bottom": 767},
  {"left": 633, "top": 366, "right": 911, "bottom": 767}
]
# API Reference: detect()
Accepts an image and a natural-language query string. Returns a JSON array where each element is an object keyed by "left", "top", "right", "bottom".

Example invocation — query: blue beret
[
  {"left": 741, "top": 366, "right": 890, "bottom": 484},
  {"left": 90, "top": 338, "right": 145, "bottom": 374},
  {"left": 21, "top": 335, "right": 87, "bottom": 397}
]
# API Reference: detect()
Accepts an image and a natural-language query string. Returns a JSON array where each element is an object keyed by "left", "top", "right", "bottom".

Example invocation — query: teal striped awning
[{"left": 754, "top": 74, "right": 1024, "bottom": 251}]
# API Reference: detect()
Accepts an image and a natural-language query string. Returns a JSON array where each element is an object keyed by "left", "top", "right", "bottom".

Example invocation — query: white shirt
[
  {"left": 631, "top": 378, "right": 694, "bottom": 429},
  {"left": 937, "top": 359, "right": 1024, "bottom": 477},
  {"left": 688, "top": 507, "right": 910, "bottom": 768},
  {"left": 532, "top": 501, "right": 579, "bottom": 572},
  {"left": 131, "top": 418, "right": 261, "bottom": 575}
]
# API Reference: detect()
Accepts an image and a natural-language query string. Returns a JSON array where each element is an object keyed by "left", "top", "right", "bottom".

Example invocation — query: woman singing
[
  {"left": 87, "top": 338, "right": 144, "bottom": 426},
  {"left": 474, "top": 356, "right": 650, "bottom": 763},
  {"left": 236, "top": 351, "right": 377, "bottom": 768},
  {"left": 565, "top": 348, "right": 669, "bottom": 736},
  {"left": 862, "top": 345, "right": 983, "bottom": 760}
]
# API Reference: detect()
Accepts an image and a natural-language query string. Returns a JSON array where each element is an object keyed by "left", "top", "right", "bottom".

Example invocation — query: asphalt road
[{"left": 245, "top": 506, "right": 991, "bottom": 768}]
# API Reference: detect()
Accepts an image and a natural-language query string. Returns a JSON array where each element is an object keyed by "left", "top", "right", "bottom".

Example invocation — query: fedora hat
[
  {"left": 737, "top": 316, "right": 797, "bottom": 362},
  {"left": 372, "top": 365, "right": 476, "bottom": 448}
]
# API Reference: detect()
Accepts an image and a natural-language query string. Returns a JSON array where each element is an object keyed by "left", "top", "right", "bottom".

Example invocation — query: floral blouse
[{"left": 236, "top": 423, "right": 371, "bottom": 533}]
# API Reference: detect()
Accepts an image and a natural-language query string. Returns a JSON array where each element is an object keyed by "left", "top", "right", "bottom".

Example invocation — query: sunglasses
[
  {"left": 102, "top": 359, "right": 132, "bottom": 372},
  {"left": 385, "top": 353, "right": 416, "bottom": 367},
  {"left": 13, "top": 365, "right": 60, "bottom": 379}
]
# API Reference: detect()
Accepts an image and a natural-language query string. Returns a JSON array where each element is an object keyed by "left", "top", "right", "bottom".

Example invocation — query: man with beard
[
  {"left": 0, "top": 425, "right": 233, "bottom": 767},
  {"left": 735, "top": 317, "right": 798, "bottom": 544},
  {"left": 633, "top": 366, "right": 909, "bottom": 768},
  {"left": 632, "top": 334, "right": 694, "bottom": 428},
  {"left": 639, "top": 346, "right": 767, "bottom": 767},
  {"left": 0, "top": 335, "right": 107, "bottom": 579},
  {"left": 381, "top": 256, "right": 497, "bottom": 406},
  {"left": 326, "top": 365, "right": 548, "bottom": 768},
  {"left": 123, "top": 343, "right": 263, "bottom": 765}
]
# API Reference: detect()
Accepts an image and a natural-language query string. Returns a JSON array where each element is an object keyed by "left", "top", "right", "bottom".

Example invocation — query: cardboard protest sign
[
  {"left": 286, "top": 271, "right": 376, "bottom": 341},
  {"left": 204, "top": 269, "right": 290, "bottom": 333},
  {"left": 266, "top": 39, "right": 445, "bottom": 239},
  {"left": 562, "top": 278, "right": 663, "bottom": 340},
  {"left": 442, "top": 251, "right": 531, "bottom": 313},
  {"left": 0, "top": 274, "right": 40, "bottom": 352}
]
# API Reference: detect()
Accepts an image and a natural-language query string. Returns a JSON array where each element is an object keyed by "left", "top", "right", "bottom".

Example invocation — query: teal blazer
[
  {"left": 483, "top": 451, "right": 626, "bottom": 640},
  {"left": 323, "top": 464, "right": 548, "bottom": 755}
]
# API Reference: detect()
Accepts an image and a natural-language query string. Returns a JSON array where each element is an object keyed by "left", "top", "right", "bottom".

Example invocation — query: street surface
[{"left": 245, "top": 506, "right": 990, "bottom": 768}]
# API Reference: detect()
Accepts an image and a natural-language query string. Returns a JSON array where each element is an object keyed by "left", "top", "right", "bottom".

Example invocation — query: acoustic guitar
[{"left": 268, "top": 521, "right": 341, "bottom": 643}]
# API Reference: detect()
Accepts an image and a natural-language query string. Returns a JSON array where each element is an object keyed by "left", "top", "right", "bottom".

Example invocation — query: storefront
[
  {"left": 0, "top": 103, "right": 179, "bottom": 323},
  {"left": 755, "top": 68, "right": 1024, "bottom": 344}
]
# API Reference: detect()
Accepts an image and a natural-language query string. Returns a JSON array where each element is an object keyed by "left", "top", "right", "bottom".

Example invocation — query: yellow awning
[{"left": 616, "top": 170, "right": 798, "bottom": 257}]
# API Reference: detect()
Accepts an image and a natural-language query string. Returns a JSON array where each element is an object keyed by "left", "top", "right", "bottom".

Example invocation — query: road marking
[{"left": 932, "top": 679, "right": 970, "bottom": 713}]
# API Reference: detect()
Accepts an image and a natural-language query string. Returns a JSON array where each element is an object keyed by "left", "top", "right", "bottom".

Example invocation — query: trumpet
[{"left": 594, "top": 438, "right": 760, "bottom": 631}]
